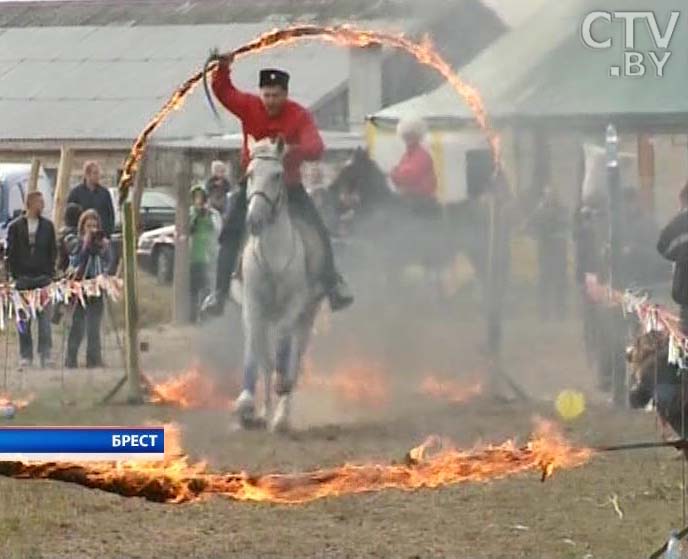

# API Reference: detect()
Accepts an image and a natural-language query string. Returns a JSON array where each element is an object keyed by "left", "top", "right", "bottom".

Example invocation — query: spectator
[
  {"left": 620, "top": 188, "right": 666, "bottom": 287},
  {"left": 189, "top": 185, "right": 220, "bottom": 322},
  {"left": 390, "top": 116, "right": 438, "bottom": 214},
  {"left": 530, "top": 186, "right": 569, "bottom": 320},
  {"left": 658, "top": 182, "right": 688, "bottom": 334},
  {"left": 6, "top": 192, "right": 56, "bottom": 369},
  {"left": 65, "top": 209, "right": 111, "bottom": 369},
  {"left": 57, "top": 203, "right": 82, "bottom": 274},
  {"left": 205, "top": 160, "right": 233, "bottom": 214},
  {"left": 67, "top": 161, "right": 115, "bottom": 237}
]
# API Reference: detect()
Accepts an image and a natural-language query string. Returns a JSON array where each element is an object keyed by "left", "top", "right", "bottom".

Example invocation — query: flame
[
  {"left": 118, "top": 24, "right": 499, "bottom": 203},
  {"left": 0, "top": 420, "right": 590, "bottom": 504},
  {"left": 301, "top": 360, "right": 390, "bottom": 408},
  {"left": 419, "top": 375, "right": 483, "bottom": 404},
  {"left": 148, "top": 367, "right": 236, "bottom": 410},
  {"left": 0, "top": 393, "right": 34, "bottom": 410}
]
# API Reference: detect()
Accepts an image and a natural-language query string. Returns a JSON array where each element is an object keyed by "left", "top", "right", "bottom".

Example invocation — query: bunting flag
[
  {"left": 585, "top": 273, "right": 688, "bottom": 370},
  {"left": 0, "top": 276, "right": 123, "bottom": 332}
]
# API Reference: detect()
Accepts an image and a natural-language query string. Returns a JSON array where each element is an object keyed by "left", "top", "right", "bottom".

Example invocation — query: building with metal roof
[
  {"left": 0, "top": 24, "right": 354, "bottom": 145},
  {"left": 372, "top": 0, "right": 688, "bottom": 129},
  {"left": 0, "top": 0, "right": 506, "bottom": 192},
  {"left": 367, "top": 0, "right": 688, "bottom": 211}
]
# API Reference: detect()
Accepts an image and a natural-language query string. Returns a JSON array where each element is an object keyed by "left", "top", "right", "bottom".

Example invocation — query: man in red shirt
[
  {"left": 205, "top": 53, "right": 353, "bottom": 314},
  {"left": 390, "top": 116, "right": 438, "bottom": 210}
]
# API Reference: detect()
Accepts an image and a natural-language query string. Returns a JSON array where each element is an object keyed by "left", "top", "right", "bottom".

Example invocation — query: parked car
[
  {"left": 137, "top": 224, "right": 175, "bottom": 285},
  {"left": 108, "top": 188, "right": 176, "bottom": 233}
]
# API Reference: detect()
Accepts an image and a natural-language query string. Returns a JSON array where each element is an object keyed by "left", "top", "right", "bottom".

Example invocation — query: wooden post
[
  {"left": 637, "top": 133, "right": 655, "bottom": 212},
  {"left": 27, "top": 158, "right": 40, "bottom": 194},
  {"left": 122, "top": 200, "right": 143, "bottom": 404},
  {"left": 131, "top": 149, "right": 148, "bottom": 234},
  {"left": 485, "top": 173, "right": 528, "bottom": 401},
  {"left": 52, "top": 147, "right": 74, "bottom": 230},
  {"left": 173, "top": 152, "right": 191, "bottom": 323}
]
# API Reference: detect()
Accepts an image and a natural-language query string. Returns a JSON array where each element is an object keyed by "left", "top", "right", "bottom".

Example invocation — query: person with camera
[
  {"left": 65, "top": 209, "right": 111, "bottom": 369},
  {"left": 6, "top": 191, "right": 57, "bottom": 369}
]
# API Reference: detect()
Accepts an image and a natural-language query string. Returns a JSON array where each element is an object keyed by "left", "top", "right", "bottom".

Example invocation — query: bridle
[
  {"left": 244, "top": 152, "right": 296, "bottom": 281},
  {"left": 246, "top": 153, "right": 285, "bottom": 226}
]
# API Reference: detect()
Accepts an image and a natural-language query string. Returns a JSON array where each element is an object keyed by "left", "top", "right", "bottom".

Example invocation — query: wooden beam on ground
[
  {"left": 173, "top": 152, "right": 192, "bottom": 324},
  {"left": 122, "top": 200, "right": 143, "bottom": 404},
  {"left": 27, "top": 158, "right": 40, "bottom": 194},
  {"left": 52, "top": 147, "right": 74, "bottom": 230}
]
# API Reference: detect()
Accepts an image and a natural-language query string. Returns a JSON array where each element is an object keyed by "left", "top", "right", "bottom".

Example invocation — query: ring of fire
[{"left": 117, "top": 24, "right": 501, "bottom": 202}]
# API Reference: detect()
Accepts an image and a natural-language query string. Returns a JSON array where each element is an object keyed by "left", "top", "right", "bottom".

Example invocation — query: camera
[{"left": 92, "top": 229, "right": 106, "bottom": 242}]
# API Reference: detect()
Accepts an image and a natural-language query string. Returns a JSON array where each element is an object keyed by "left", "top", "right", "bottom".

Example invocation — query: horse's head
[
  {"left": 627, "top": 330, "right": 669, "bottom": 409},
  {"left": 331, "top": 147, "right": 388, "bottom": 212},
  {"left": 245, "top": 136, "right": 286, "bottom": 235}
]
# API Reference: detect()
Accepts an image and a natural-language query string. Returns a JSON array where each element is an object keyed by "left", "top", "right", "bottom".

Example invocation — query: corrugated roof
[
  {"left": 0, "top": 24, "right": 355, "bottom": 141},
  {"left": 373, "top": 0, "right": 688, "bottom": 126},
  {"left": 0, "top": 0, "right": 425, "bottom": 27}
]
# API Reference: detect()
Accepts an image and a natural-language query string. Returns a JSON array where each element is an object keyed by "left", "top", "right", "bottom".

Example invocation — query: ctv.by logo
[{"left": 581, "top": 11, "right": 680, "bottom": 78}]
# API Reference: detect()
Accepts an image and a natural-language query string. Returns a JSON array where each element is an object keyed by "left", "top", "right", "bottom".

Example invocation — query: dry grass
[{"left": 0, "top": 255, "right": 681, "bottom": 558}]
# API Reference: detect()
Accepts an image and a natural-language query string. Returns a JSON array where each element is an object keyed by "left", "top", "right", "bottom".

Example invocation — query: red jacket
[
  {"left": 390, "top": 144, "right": 438, "bottom": 199},
  {"left": 212, "top": 65, "right": 324, "bottom": 187}
]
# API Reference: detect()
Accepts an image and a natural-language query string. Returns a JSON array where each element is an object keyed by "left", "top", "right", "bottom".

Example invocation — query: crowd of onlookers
[{"left": 6, "top": 160, "right": 114, "bottom": 370}]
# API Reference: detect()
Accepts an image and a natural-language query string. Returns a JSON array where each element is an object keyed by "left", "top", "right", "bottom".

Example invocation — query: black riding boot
[{"left": 202, "top": 185, "right": 247, "bottom": 318}]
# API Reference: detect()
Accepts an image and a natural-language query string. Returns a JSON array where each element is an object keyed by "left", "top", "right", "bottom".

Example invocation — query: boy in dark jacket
[{"left": 658, "top": 183, "right": 688, "bottom": 333}]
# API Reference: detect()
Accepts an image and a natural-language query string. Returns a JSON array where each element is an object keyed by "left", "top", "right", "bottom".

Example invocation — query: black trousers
[
  {"left": 18, "top": 306, "right": 52, "bottom": 361},
  {"left": 67, "top": 296, "right": 104, "bottom": 366},
  {"left": 216, "top": 183, "right": 337, "bottom": 296},
  {"left": 189, "top": 262, "right": 209, "bottom": 322}
]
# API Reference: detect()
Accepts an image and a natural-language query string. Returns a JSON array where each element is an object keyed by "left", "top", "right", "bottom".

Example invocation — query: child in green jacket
[{"left": 189, "top": 185, "right": 220, "bottom": 322}]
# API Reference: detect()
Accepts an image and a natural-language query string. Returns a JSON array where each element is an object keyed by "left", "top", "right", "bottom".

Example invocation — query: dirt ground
[{"left": 0, "top": 274, "right": 685, "bottom": 559}]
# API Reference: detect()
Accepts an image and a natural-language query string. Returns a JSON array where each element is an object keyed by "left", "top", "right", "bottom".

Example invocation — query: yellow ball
[{"left": 555, "top": 390, "right": 586, "bottom": 420}]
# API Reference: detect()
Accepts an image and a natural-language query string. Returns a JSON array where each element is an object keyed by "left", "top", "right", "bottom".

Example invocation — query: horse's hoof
[{"left": 235, "top": 390, "right": 260, "bottom": 429}]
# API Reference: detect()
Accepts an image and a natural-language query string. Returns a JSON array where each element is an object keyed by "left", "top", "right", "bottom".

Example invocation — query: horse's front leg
[
  {"left": 237, "top": 304, "right": 269, "bottom": 428},
  {"left": 272, "top": 304, "right": 318, "bottom": 433}
]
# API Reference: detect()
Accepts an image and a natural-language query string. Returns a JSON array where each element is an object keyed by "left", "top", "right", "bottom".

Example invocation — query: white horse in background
[{"left": 233, "top": 136, "right": 325, "bottom": 432}]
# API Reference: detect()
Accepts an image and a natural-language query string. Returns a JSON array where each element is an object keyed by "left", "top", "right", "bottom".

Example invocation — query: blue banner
[{"left": 0, "top": 427, "right": 165, "bottom": 461}]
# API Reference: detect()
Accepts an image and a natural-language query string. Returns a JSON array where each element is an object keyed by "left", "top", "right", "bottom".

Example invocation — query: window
[{"left": 142, "top": 191, "right": 175, "bottom": 209}]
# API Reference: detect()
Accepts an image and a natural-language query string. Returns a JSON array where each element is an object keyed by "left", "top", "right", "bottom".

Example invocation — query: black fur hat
[{"left": 259, "top": 68, "right": 289, "bottom": 89}]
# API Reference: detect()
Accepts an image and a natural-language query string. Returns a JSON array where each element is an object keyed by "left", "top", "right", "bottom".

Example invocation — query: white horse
[{"left": 233, "top": 136, "right": 325, "bottom": 432}]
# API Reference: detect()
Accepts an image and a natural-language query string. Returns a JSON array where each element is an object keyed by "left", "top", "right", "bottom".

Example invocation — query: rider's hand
[{"left": 210, "top": 48, "right": 234, "bottom": 71}]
